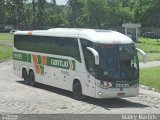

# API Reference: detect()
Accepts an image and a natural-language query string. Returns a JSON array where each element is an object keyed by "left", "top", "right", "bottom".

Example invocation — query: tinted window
[
  {"left": 95, "top": 45, "right": 119, "bottom": 80},
  {"left": 80, "top": 39, "right": 95, "bottom": 76},
  {"left": 14, "top": 35, "right": 81, "bottom": 61}
]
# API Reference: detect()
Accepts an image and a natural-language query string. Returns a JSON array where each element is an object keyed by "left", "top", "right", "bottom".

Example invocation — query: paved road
[
  {"left": 140, "top": 61, "right": 160, "bottom": 68},
  {"left": 0, "top": 60, "right": 160, "bottom": 114}
]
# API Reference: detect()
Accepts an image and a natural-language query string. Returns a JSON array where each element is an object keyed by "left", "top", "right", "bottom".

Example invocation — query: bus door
[
  {"left": 83, "top": 51, "right": 96, "bottom": 97},
  {"left": 83, "top": 72, "right": 96, "bottom": 97},
  {"left": 80, "top": 38, "right": 96, "bottom": 97}
]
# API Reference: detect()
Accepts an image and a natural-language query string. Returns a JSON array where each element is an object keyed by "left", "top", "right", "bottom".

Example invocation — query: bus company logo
[{"left": 48, "top": 57, "right": 75, "bottom": 71}]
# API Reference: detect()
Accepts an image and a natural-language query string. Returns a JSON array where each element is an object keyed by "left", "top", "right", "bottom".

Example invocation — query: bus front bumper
[{"left": 95, "top": 85, "right": 139, "bottom": 99}]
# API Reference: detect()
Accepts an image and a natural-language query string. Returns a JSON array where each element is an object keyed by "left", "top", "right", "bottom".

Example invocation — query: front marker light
[
  {"left": 98, "top": 92, "right": 102, "bottom": 96},
  {"left": 98, "top": 80, "right": 112, "bottom": 89},
  {"left": 104, "top": 81, "right": 112, "bottom": 88}
]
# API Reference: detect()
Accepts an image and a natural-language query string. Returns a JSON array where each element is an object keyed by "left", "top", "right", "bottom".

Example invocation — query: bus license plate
[
  {"left": 116, "top": 83, "right": 129, "bottom": 88},
  {"left": 117, "top": 93, "right": 125, "bottom": 97}
]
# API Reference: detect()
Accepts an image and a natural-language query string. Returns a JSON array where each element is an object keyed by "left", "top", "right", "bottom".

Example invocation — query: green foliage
[
  {"left": 0, "top": 0, "right": 159, "bottom": 29},
  {"left": 136, "top": 38, "right": 160, "bottom": 53},
  {"left": 140, "top": 67, "right": 160, "bottom": 90},
  {"left": 83, "top": 0, "right": 108, "bottom": 28},
  {"left": 133, "top": 0, "right": 160, "bottom": 27},
  {"left": 136, "top": 38, "right": 160, "bottom": 61},
  {"left": 65, "top": 0, "right": 133, "bottom": 28}
]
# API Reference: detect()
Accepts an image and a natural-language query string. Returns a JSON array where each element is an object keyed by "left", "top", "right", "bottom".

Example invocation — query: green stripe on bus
[
  {"left": 13, "top": 52, "right": 31, "bottom": 63},
  {"left": 37, "top": 55, "right": 42, "bottom": 64},
  {"left": 40, "top": 65, "right": 44, "bottom": 74},
  {"left": 27, "top": 54, "right": 31, "bottom": 62},
  {"left": 13, "top": 52, "right": 76, "bottom": 71},
  {"left": 47, "top": 57, "right": 75, "bottom": 71}
]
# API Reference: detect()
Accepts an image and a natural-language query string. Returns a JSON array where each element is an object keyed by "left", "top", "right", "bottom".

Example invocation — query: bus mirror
[
  {"left": 136, "top": 48, "right": 147, "bottom": 63},
  {"left": 87, "top": 47, "right": 99, "bottom": 65}
]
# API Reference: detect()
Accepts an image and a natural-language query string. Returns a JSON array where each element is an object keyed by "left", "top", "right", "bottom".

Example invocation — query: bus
[{"left": 13, "top": 28, "right": 146, "bottom": 99}]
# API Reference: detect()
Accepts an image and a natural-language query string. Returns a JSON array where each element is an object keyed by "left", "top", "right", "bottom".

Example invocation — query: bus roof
[{"left": 15, "top": 28, "right": 133, "bottom": 44}]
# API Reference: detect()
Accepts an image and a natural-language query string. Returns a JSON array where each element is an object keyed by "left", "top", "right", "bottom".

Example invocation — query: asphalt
[{"left": 140, "top": 61, "right": 160, "bottom": 68}]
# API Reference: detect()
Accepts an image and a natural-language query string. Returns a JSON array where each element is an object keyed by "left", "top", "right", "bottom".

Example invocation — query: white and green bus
[{"left": 13, "top": 28, "right": 146, "bottom": 99}]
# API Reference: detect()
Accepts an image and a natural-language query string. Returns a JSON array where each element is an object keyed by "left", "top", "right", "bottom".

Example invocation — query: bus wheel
[
  {"left": 29, "top": 71, "right": 36, "bottom": 86},
  {"left": 73, "top": 81, "right": 84, "bottom": 100},
  {"left": 23, "top": 69, "right": 29, "bottom": 85}
]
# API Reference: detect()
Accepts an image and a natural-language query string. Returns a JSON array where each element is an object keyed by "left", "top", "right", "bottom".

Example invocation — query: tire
[
  {"left": 29, "top": 71, "right": 36, "bottom": 86},
  {"left": 23, "top": 69, "right": 29, "bottom": 85},
  {"left": 73, "top": 81, "right": 84, "bottom": 100}
]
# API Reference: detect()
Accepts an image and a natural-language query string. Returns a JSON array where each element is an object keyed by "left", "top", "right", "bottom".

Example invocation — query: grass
[
  {"left": 0, "top": 33, "right": 13, "bottom": 60},
  {"left": 136, "top": 38, "right": 160, "bottom": 61},
  {"left": 140, "top": 67, "right": 160, "bottom": 90},
  {"left": 0, "top": 43, "right": 12, "bottom": 60},
  {"left": 0, "top": 33, "right": 13, "bottom": 41}
]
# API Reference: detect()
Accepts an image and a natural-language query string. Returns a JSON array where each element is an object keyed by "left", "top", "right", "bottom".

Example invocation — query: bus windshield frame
[{"left": 95, "top": 43, "right": 139, "bottom": 82}]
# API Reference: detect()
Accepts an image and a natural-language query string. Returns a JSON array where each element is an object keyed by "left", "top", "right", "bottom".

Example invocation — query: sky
[
  {"left": 56, "top": 0, "right": 68, "bottom": 5},
  {"left": 27, "top": 0, "right": 68, "bottom": 5}
]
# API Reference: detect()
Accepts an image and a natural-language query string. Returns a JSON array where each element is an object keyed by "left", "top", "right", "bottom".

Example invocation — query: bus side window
[
  {"left": 64, "top": 38, "right": 81, "bottom": 62},
  {"left": 80, "top": 39, "right": 95, "bottom": 77},
  {"left": 14, "top": 35, "right": 29, "bottom": 50}
]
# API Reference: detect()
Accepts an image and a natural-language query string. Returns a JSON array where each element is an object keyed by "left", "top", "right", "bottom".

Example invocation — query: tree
[
  {"left": 37, "top": 0, "right": 47, "bottom": 28},
  {"left": 50, "top": 0, "right": 56, "bottom": 11},
  {"left": 1, "top": 0, "right": 159, "bottom": 31},
  {"left": 0, "top": 0, "right": 5, "bottom": 24},
  {"left": 32, "top": 0, "right": 36, "bottom": 25},
  {"left": 133, "top": 0, "right": 160, "bottom": 27},
  {"left": 67, "top": 0, "right": 84, "bottom": 27}
]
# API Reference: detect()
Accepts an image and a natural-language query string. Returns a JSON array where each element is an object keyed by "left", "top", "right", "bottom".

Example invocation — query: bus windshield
[{"left": 95, "top": 44, "right": 139, "bottom": 82}]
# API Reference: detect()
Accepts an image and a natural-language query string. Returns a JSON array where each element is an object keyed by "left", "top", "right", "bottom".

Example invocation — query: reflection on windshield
[
  {"left": 119, "top": 44, "right": 139, "bottom": 81},
  {"left": 95, "top": 44, "right": 139, "bottom": 82},
  {"left": 96, "top": 45, "right": 118, "bottom": 80}
]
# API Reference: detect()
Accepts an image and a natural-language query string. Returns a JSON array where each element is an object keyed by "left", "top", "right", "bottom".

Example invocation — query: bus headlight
[{"left": 98, "top": 92, "right": 102, "bottom": 96}]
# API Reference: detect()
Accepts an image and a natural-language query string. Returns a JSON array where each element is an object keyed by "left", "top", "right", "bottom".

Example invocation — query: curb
[
  {"left": 140, "top": 85, "right": 160, "bottom": 93},
  {"left": 0, "top": 57, "right": 12, "bottom": 63}
]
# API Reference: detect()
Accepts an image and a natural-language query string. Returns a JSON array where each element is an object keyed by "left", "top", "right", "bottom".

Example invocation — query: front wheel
[{"left": 73, "top": 81, "right": 85, "bottom": 100}]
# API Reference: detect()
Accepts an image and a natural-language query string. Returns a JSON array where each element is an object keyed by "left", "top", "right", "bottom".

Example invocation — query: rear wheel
[
  {"left": 29, "top": 71, "right": 36, "bottom": 86},
  {"left": 73, "top": 81, "right": 84, "bottom": 100},
  {"left": 22, "top": 69, "right": 29, "bottom": 85}
]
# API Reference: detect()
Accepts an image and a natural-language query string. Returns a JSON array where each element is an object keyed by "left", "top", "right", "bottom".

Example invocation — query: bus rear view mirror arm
[
  {"left": 87, "top": 47, "right": 99, "bottom": 65},
  {"left": 136, "top": 48, "right": 147, "bottom": 63}
]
